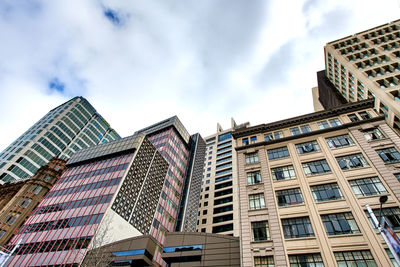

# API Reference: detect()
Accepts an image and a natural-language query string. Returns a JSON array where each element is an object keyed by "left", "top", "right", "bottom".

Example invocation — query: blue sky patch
[{"left": 48, "top": 77, "right": 65, "bottom": 94}]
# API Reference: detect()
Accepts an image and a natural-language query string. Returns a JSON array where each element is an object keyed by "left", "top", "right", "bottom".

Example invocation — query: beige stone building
[
  {"left": 233, "top": 99, "right": 400, "bottom": 266},
  {"left": 324, "top": 19, "right": 400, "bottom": 133},
  {"left": 196, "top": 119, "right": 249, "bottom": 237}
]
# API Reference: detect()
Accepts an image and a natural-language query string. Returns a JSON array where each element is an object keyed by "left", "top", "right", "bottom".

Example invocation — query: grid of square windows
[
  {"left": 288, "top": 254, "right": 324, "bottom": 267},
  {"left": 247, "top": 171, "right": 262, "bottom": 185},
  {"left": 377, "top": 147, "right": 400, "bottom": 163},
  {"left": 349, "top": 177, "right": 387, "bottom": 197},
  {"left": 281, "top": 217, "right": 314, "bottom": 239},
  {"left": 336, "top": 153, "right": 369, "bottom": 170},
  {"left": 321, "top": 212, "right": 360, "bottom": 235},
  {"left": 245, "top": 152, "right": 259, "bottom": 164},
  {"left": 334, "top": 250, "right": 376, "bottom": 266},
  {"left": 271, "top": 165, "right": 296, "bottom": 181},
  {"left": 302, "top": 160, "right": 331, "bottom": 176},
  {"left": 326, "top": 134, "right": 355, "bottom": 149},
  {"left": 311, "top": 183, "right": 343, "bottom": 202},
  {"left": 276, "top": 188, "right": 304, "bottom": 207},
  {"left": 251, "top": 221, "right": 270, "bottom": 241},
  {"left": 267, "top": 147, "right": 289, "bottom": 160},
  {"left": 296, "top": 141, "right": 320, "bottom": 154},
  {"left": 249, "top": 193, "right": 266, "bottom": 210}
]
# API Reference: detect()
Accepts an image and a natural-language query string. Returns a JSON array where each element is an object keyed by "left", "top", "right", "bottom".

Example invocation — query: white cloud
[{"left": 0, "top": 0, "right": 399, "bottom": 152}]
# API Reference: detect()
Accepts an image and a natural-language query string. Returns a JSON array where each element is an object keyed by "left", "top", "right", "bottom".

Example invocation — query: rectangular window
[
  {"left": 359, "top": 111, "right": 371, "bottom": 120},
  {"left": 250, "top": 136, "right": 257, "bottom": 144},
  {"left": 249, "top": 193, "right": 266, "bottom": 210},
  {"left": 321, "top": 212, "right": 360, "bottom": 235},
  {"left": 242, "top": 138, "right": 249, "bottom": 146},
  {"left": 349, "top": 177, "right": 387, "bottom": 197},
  {"left": 329, "top": 118, "right": 342, "bottom": 127},
  {"left": 348, "top": 113, "right": 360, "bottom": 122},
  {"left": 31, "top": 185, "right": 43, "bottom": 195},
  {"left": 247, "top": 171, "right": 262, "bottom": 185},
  {"left": 290, "top": 127, "right": 301, "bottom": 136},
  {"left": 18, "top": 198, "right": 32, "bottom": 208},
  {"left": 364, "top": 128, "right": 384, "bottom": 141},
  {"left": 296, "top": 141, "right": 320, "bottom": 154},
  {"left": 289, "top": 254, "right": 324, "bottom": 267},
  {"left": 4, "top": 212, "right": 19, "bottom": 225},
  {"left": 334, "top": 250, "right": 376, "bottom": 266},
  {"left": 252, "top": 221, "right": 270, "bottom": 241},
  {"left": 267, "top": 147, "right": 289, "bottom": 160},
  {"left": 326, "top": 134, "right": 355, "bottom": 149},
  {"left": 311, "top": 183, "right": 343, "bottom": 202},
  {"left": 245, "top": 152, "right": 259, "bottom": 164},
  {"left": 274, "top": 131, "right": 284, "bottom": 139},
  {"left": 271, "top": 165, "right": 296, "bottom": 181},
  {"left": 377, "top": 147, "right": 400, "bottom": 163},
  {"left": 300, "top": 125, "right": 311, "bottom": 133},
  {"left": 281, "top": 217, "right": 314, "bottom": 239},
  {"left": 366, "top": 207, "right": 400, "bottom": 230},
  {"left": 254, "top": 256, "right": 274, "bottom": 267},
  {"left": 264, "top": 133, "right": 273, "bottom": 142},
  {"left": 213, "top": 205, "right": 233, "bottom": 214},
  {"left": 318, "top": 121, "right": 330, "bottom": 129},
  {"left": 336, "top": 153, "right": 369, "bottom": 170},
  {"left": 0, "top": 230, "right": 5, "bottom": 240},
  {"left": 276, "top": 188, "right": 304, "bottom": 207},
  {"left": 302, "top": 160, "right": 331, "bottom": 176}
]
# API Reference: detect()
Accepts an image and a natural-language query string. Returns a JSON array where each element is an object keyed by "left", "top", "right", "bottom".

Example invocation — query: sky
[{"left": 0, "top": 0, "right": 399, "bottom": 152}]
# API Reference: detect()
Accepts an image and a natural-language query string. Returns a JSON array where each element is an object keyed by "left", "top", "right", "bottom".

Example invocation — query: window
[
  {"left": 201, "top": 228, "right": 206, "bottom": 232},
  {"left": 296, "top": 141, "right": 320, "bottom": 154},
  {"left": 213, "top": 205, "right": 233, "bottom": 214},
  {"left": 288, "top": 254, "right": 324, "bottom": 267},
  {"left": 366, "top": 207, "right": 400, "bottom": 230},
  {"left": 318, "top": 121, "right": 330, "bottom": 129},
  {"left": 311, "top": 183, "right": 343, "bottom": 202},
  {"left": 377, "top": 147, "right": 400, "bottom": 163},
  {"left": 31, "top": 185, "right": 43, "bottom": 195},
  {"left": 300, "top": 125, "right": 311, "bottom": 133},
  {"left": 274, "top": 131, "right": 284, "bottom": 139},
  {"left": 276, "top": 188, "right": 304, "bottom": 207},
  {"left": 19, "top": 197, "right": 32, "bottom": 208},
  {"left": 204, "top": 201, "right": 208, "bottom": 206},
  {"left": 396, "top": 173, "right": 400, "bottom": 182},
  {"left": 334, "top": 250, "right": 376, "bottom": 266},
  {"left": 0, "top": 230, "right": 5, "bottom": 240},
  {"left": 245, "top": 152, "right": 259, "bottom": 164},
  {"left": 321, "top": 212, "right": 360, "bottom": 235},
  {"left": 271, "top": 165, "right": 296, "bottom": 181},
  {"left": 242, "top": 138, "right": 249, "bottom": 146},
  {"left": 264, "top": 133, "right": 273, "bottom": 142},
  {"left": 4, "top": 212, "right": 19, "bottom": 225},
  {"left": 203, "top": 210, "right": 207, "bottom": 215},
  {"left": 251, "top": 136, "right": 257, "bottom": 144},
  {"left": 247, "top": 171, "right": 262, "bottom": 185},
  {"left": 267, "top": 147, "right": 289, "bottom": 160},
  {"left": 302, "top": 160, "right": 331, "bottom": 176},
  {"left": 249, "top": 193, "right": 266, "bottom": 210},
  {"left": 218, "top": 133, "right": 232, "bottom": 142},
  {"left": 213, "top": 214, "right": 233, "bottom": 223},
  {"left": 348, "top": 113, "right": 360, "bottom": 122},
  {"left": 251, "top": 221, "right": 270, "bottom": 241},
  {"left": 329, "top": 118, "right": 341, "bottom": 127},
  {"left": 212, "top": 223, "right": 233, "bottom": 233},
  {"left": 202, "top": 218, "right": 207, "bottom": 224},
  {"left": 359, "top": 111, "right": 371, "bottom": 119},
  {"left": 364, "top": 128, "right": 384, "bottom": 141},
  {"left": 336, "top": 154, "right": 369, "bottom": 170},
  {"left": 290, "top": 127, "right": 301, "bottom": 136},
  {"left": 254, "top": 256, "right": 274, "bottom": 267},
  {"left": 386, "top": 249, "right": 399, "bottom": 267},
  {"left": 349, "top": 177, "right": 387, "bottom": 196},
  {"left": 281, "top": 217, "right": 314, "bottom": 239},
  {"left": 326, "top": 134, "right": 355, "bottom": 149}
]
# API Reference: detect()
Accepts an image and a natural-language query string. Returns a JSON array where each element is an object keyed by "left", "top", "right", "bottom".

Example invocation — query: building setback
[
  {"left": 5, "top": 116, "right": 202, "bottom": 267},
  {"left": 233, "top": 99, "right": 400, "bottom": 266},
  {"left": 321, "top": 19, "right": 400, "bottom": 133},
  {"left": 0, "top": 158, "right": 66, "bottom": 248},
  {"left": 0, "top": 96, "right": 120, "bottom": 183}
]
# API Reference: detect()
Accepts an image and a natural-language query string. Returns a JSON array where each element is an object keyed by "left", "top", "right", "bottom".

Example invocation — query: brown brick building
[{"left": 0, "top": 158, "right": 66, "bottom": 247}]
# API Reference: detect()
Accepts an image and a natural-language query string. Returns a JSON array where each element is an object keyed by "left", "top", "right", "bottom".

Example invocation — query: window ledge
[
  {"left": 285, "top": 236, "right": 316, "bottom": 241},
  {"left": 315, "top": 198, "right": 345, "bottom": 204},
  {"left": 246, "top": 182, "right": 264, "bottom": 188},
  {"left": 250, "top": 240, "right": 273, "bottom": 244},
  {"left": 341, "top": 166, "right": 371, "bottom": 172},
  {"left": 278, "top": 203, "right": 306, "bottom": 209},
  {"left": 305, "top": 172, "right": 332, "bottom": 177},
  {"left": 249, "top": 208, "right": 268, "bottom": 212},
  {"left": 327, "top": 233, "right": 363, "bottom": 238}
]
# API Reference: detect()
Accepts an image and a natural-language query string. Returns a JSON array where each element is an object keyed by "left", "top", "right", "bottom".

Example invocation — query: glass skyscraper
[{"left": 0, "top": 97, "right": 120, "bottom": 183}]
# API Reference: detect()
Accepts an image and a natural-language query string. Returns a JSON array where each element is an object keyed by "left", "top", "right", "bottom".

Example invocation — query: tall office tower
[
  {"left": 175, "top": 133, "right": 206, "bottom": 232},
  {"left": 0, "top": 158, "right": 66, "bottom": 247},
  {"left": 323, "top": 19, "right": 400, "bottom": 133},
  {"left": 197, "top": 119, "right": 249, "bottom": 237},
  {"left": 0, "top": 96, "right": 120, "bottom": 183},
  {"left": 233, "top": 99, "right": 400, "bottom": 266},
  {"left": 6, "top": 116, "right": 194, "bottom": 267}
]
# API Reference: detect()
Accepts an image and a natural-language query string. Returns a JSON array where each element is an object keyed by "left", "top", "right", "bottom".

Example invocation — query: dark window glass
[{"left": 311, "top": 183, "right": 343, "bottom": 202}]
